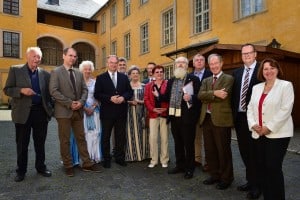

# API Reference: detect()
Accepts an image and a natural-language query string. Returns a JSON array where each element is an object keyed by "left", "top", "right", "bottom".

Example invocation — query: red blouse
[{"left": 258, "top": 93, "right": 268, "bottom": 126}]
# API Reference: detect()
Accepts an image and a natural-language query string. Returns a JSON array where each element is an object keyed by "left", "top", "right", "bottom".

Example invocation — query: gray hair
[
  {"left": 26, "top": 47, "right": 42, "bottom": 58},
  {"left": 127, "top": 65, "right": 140, "bottom": 75},
  {"left": 79, "top": 60, "right": 95, "bottom": 72},
  {"left": 207, "top": 53, "right": 223, "bottom": 64},
  {"left": 175, "top": 56, "right": 189, "bottom": 64},
  {"left": 118, "top": 57, "right": 127, "bottom": 63}
]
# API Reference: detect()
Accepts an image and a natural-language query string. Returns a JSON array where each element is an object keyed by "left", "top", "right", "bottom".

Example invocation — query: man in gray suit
[
  {"left": 4, "top": 47, "right": 53, "bottom": 182},
  {"left": 49, "top": 47, "right": 102, "bottom": 177}
]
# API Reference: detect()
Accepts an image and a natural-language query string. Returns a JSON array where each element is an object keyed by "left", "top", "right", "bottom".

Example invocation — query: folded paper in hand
[{"left": 182, "top": 81, "right": 193, "bottom": 109}]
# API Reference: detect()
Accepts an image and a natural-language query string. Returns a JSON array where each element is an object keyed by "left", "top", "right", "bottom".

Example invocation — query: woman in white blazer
[{"left": 247, "top": 58, "right": 294, "bottom": 200}]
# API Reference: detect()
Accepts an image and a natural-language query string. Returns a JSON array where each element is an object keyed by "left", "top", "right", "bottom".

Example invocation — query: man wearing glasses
[{"left": 232, "top": 44, "right": 261, "bottom": 199}]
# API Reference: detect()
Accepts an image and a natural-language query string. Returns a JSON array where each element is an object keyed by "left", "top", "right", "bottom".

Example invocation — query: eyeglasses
[
  {"left": 242, "top": 51, "right": 255, "bottom": 56},
  {"left": 155, "top": 71, "right": 164, "bottom": 74}
]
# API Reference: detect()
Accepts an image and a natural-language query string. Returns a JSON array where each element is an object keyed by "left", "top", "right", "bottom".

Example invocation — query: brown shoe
[
  {"left": 65, "top": 168, "right": 74, "bottom": 177},
  {"left": 82, "top": 164, "right": 103, "bottom": 173}
]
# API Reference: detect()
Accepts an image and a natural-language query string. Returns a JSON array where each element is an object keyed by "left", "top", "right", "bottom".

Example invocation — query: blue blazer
[{"left": 94, "top": 71, "right": 133, "bottom": 120}]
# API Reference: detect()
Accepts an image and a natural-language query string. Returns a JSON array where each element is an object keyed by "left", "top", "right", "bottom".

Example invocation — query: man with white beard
[{"left": 163, "top": 56, "right": 201, "bottom": 179}]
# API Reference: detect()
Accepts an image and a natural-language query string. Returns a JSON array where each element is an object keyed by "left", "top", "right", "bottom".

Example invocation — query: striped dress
[{"left": 125, "top": 84, "right": 150, "bottom": 161}]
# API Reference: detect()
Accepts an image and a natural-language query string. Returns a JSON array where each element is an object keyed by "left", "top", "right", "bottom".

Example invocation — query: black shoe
[
  {"left": 246, "top": 188, "right": 261, "bottom": 199},
  {"left": 237, "top": 182, "right": 251, "bottom": 191},
  {"left": 103, "top": 161, "right": 111, "bottom": 168},
  {"left": 184, "top": 171, "right": 193, "bottom": 179},
  {"left": 37, "top": 169, "right": 52, "bottom": 177},
  {"left": 203, "top": 177, "right": 219, "bottom": 185},
  {"left": 168, "top": 167, "right": 185, "bottom": 174},
  {"left": 14, "top": 174, "right": 25, "bottom": 182},
  {"left": 216, "top": 181, "right": 231, "bottom": 190},
  {"left": 115, "top": 160, "right": 127, "bottom": 167}
]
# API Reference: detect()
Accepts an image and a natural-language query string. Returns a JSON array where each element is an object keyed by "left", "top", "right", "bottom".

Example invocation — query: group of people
[{"left": 4, "top": 44, "right": 294, "bottom": 200}]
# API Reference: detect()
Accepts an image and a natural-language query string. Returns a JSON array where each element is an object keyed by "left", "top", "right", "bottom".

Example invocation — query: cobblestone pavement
[{"left": 0, "top": 117, "right": 299, "bottom": 200}]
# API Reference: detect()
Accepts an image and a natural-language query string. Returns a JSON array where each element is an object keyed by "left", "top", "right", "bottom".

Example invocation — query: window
[
  {"left": 140, "top": 0, "right": 148, "bottom": 5},
  {"left": 3, "top": 31, "right": 20, "bottom": 58},
  {"left": 193, "top": 0, "right": 210, "bottom": 34},
  {"left": 73, "top": 20, "right": 83, "bottom": 31},
  {"left": 239, "top": 0, "right": 265, "bottom": 18},
  {"left": 124, "top": 0, "right": 130, "bottom": 17},
  {"left": 164, "top": 65, "right": 174, "bottom": 79},
  {"left": 140, "top": 23, "right": 149, "bottom": 54},
  {"left": 3, "top": 0, "right": 19, "bottom": 15},
  {"left": 38, "top": 37, "right": 63, "bottom": 66},
  {"left": 111, "top": 41, "right": 117, "bottom": 55},
  {"left": 101, "top": 47, "right": 106, "bottom": 68},
  {"left": 162, "top": 9, "right": 174, "bottom": 46},
  {"left": 111, "top": 3, "right": 117, "bottom": 27},
  {"left": 73, "top": 43, "right": 95, "bottom": 68},
  {"left": 101, "top": 13, "right": 106, "bottom": 33},
  {"left": 124, "top": 33, "right": 131, "bottom": 60}
]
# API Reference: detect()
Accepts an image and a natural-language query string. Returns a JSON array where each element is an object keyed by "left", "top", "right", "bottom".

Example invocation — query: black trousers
[
  {"left": 254, "top": 136, "right": 290, "bottom": 200},
  {"left": 170, "top": 117, "right": 196, "bottom": 173},
  {"left": 235, "top": 112, "right": 258, "bottom": 187},
  {"left": 101, "top": 117, "right": 126, "bottom": 162},
  {"left": 15, "top": 105, "right": 49, "bottom": 175}
]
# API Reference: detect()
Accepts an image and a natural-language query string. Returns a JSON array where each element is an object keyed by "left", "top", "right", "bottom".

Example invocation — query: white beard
[{"left": 174, "top": 67, "right": 187, "bottom": 79}]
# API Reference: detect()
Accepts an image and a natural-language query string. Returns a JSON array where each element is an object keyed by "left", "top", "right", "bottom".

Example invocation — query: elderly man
[
  {"left": 198, "top": 53, "right": 234, "bottom": 190},
  {"left": 94, "top": 55, "right": 133, "bottom": 168},
  {"left": 4, "top": 47, "right": 53, "bottom": 182},
  {"left": 164, "top": 56, "right": 201, "bottom": 179}
]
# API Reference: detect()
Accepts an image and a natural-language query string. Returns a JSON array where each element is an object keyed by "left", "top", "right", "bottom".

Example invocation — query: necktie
[
  {"left": 111, "top": 72, "right": 117, "bottom": 87},
  {"left": 69, "top": 69, "right": 77, "bottom": 99},
  {"left": 240, "top": 68, "right": 250, "bottom": 110},
  {"left": 208, "top": 76, "right": 217, "bottom": 112}
]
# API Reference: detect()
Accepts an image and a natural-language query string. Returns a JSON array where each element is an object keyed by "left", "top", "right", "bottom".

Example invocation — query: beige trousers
[{"left": 149, "top": 117, "right": 169, "bottom": 165}]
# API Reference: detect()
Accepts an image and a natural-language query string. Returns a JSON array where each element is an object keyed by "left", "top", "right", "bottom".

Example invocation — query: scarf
[{"left": 169, "top": 76, "right": 186, "bottom": 117}]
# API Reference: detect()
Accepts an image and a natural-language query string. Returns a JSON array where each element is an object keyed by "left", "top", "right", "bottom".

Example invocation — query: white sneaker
[
  {"left": 162, "top": 163, "right": 168, "bottom": 168},
  {"left": 148, "top": 163, "right": 156, "bottom": 168}
]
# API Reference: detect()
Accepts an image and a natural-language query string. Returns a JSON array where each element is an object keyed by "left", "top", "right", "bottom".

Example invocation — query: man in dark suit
[
  {"left": 94, "top": 55, "right": 133, "bottom": 168},
  {"left": 165, "top": 56, "right": 201, "bottom": 179},
  {"left": 198, "top": 53, "right": 234, "bottom": 190},
  {"left": 49, "top": 47, "right": 102, "bottom": 177},
  {"left": 4, "top": 47, "right": 53, "bottom": 182},
  {"left": 189, "top": 53, "right": 212, "bottom": 171},
  {"left": 142, "top": 62, "right": 156, "bottom": 84},
  {"left": 232, "top": 44, "right": 261, "bottom": 199}
]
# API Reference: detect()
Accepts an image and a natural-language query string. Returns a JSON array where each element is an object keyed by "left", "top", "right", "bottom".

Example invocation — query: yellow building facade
[
  {"left": 97, "top": 0, "right": 300, "bottom": 68},
  {"left": 1, "top": 0, "right": 300, "bottom": 106}
]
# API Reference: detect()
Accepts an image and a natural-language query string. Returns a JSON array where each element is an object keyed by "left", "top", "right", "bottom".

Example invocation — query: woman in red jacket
[{"left": 144, "top": 65, "right": 169, "bottom": 168}]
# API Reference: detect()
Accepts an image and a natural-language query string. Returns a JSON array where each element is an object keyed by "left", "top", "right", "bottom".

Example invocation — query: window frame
[
  {"left": 3, "top": 0, "right": 20, "bottom": 15},
  {"left": 193, "top": 0, "right": 210, "bottom": 34},
  {"left": 101, "top": 46, "right": 106, "bottom": 68},
  {"left": 124, "top": 0, "right": 131, "bottom": 17},
  {"left": 3, "top": 31, "right": 20, "bottom": 58},
  {"left": 111, "top": 3, "right": 117, "bottom": 27},
  {"left": 111, "top": 40, "right": 117, "bottom": 55},
  {"left": 162, "top": 8, "right": 174, "bottom": 46},
  {"left": 238, "top": 0, "right": 265, "bottom": 18},
  {"left": 101, "top": 13, "right": 106, "bottom": 34},
  {"left": 140, "top": 22, "right": 149, "bottom": 54},
  {"left": 124, "top": 33, "right": 131, "bottom": 60}
]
